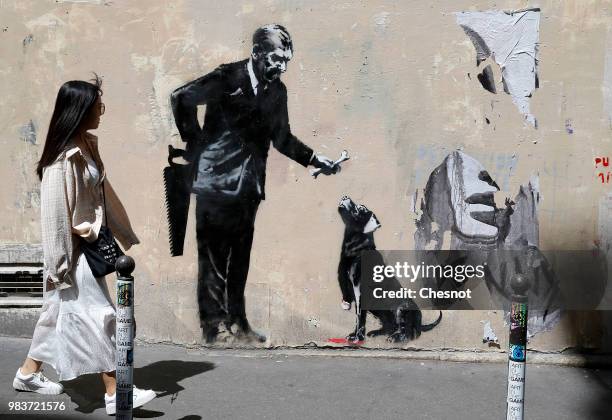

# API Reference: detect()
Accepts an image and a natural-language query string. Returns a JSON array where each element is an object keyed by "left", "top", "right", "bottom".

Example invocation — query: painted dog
[{"left": 337, "top": 196, "right": 442, "bottom": 343}]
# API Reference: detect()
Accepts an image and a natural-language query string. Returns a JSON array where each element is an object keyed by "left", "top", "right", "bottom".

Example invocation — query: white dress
[{"left": 28, "top": 156, "right": 117, "bottom": 381}]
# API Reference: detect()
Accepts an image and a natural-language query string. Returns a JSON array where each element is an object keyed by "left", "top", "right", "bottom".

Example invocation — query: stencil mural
[
  {"left": 329, "top": 196, "right": 442, "bottom": 345},
  {"left": 415, "top": 151, "right": 561, "bottom": 335},
  {"left": 166, "top": 24, "right": 340, "bottom": 344}
]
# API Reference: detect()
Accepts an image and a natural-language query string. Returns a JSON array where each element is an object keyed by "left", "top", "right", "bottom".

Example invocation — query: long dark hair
[{"left": 36, "top": 75, "right": 102, "bottom": 180}]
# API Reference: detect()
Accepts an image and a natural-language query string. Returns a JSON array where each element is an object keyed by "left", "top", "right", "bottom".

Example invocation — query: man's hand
[
  {"left": 310, "top": 154, "right": 341, "bottom": 176},
  {"left": 184, "top": 140, "right": 201, "bottom": 163}
]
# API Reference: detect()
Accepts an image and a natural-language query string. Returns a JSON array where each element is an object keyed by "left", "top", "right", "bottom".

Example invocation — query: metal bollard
[
  {"left": 506, "top": 274, "right": 529, "bottom": 420},
  {"left": 115, "top": 256, "right": 135, "bottom": 420}
]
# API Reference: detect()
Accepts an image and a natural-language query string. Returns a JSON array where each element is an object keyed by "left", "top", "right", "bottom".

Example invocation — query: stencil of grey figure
[
  {"left": 168, "top": 24, "right": 339, "bottom": 344},
  {"left": 415, "top": 151, "right": 561, "bottom": 335}
]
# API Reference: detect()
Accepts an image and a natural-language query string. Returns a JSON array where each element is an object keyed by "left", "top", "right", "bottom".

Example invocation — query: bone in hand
[{"left": 311, "top": 150, "right": 350, "bottom": 178}]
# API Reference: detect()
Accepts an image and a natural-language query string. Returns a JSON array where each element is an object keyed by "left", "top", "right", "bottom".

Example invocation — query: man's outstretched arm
[{"left": 272, "top": 85, "right": 339, "bottom": 175}]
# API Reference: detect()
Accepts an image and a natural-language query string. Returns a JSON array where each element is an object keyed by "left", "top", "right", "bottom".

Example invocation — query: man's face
[{"left": 253, "top": 46, "right": 293, "bottom": 83}]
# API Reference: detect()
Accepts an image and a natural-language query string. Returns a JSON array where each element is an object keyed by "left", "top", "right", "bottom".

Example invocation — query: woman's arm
[{"left": 40, "top": 164, "right": 75, "bottom": 289}]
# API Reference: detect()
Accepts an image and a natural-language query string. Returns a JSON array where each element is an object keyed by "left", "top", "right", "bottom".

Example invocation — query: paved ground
[{"left": 1, "top": 337, "right": 611, "bottom": 419}]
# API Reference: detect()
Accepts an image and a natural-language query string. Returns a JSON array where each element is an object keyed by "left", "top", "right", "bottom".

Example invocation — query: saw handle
[{"left": 168, "top": 145, "right": 186, "bottom": 165}]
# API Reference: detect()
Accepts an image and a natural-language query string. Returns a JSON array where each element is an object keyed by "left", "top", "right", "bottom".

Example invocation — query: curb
[{"left": 136, "top": 339, "right": 612, "bottom": 368}]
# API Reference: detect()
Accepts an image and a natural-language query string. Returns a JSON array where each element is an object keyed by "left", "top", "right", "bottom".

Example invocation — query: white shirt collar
[{"left": 247, "top": 58, "right": 259, "bottom": 95}]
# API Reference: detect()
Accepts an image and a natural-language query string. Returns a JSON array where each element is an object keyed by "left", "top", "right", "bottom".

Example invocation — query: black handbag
[{"left": 81, "top": 181, "right": 124, "bottom": 277}]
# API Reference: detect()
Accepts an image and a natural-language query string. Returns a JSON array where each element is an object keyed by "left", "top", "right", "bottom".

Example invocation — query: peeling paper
[
  {"left": 481, "top": 320, "right": 499, "bottom": 344},
  {"left": 456, "top": 9, "right": 540, "bottom": 126},
  {"left": 416, "top": 152, "right": 561, "bottom": 336}
]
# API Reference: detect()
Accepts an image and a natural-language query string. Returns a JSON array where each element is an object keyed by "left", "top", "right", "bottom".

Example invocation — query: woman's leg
[
  {"left": 101, "top": 371, "right": 116, "bottom": 396},
  {"left": 14, "top": 357, "right": 62, "bottom": 395},
  {"left": 20, "top": 358, "right": 42, "bottom": 375}
]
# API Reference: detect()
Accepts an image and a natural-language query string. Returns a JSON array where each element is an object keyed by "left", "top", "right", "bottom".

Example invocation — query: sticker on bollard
[
  {"left": 509, "top": 344, "right": 526, "bottom": 362},
  {"left": 116, "top": 256, "right": 136, "bottom": 420},
  {"left": 507, "top": 359, "right": 527, "bottom": 419},
  {"left": 506, "top": 274, "right": 528, "bottom": 420}
]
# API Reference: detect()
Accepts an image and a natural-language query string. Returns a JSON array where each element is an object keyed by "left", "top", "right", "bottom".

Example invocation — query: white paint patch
[
  {"left": 25, "top": 14, "right": 67, "bottom": 73},
  {"left": 373, "top": 11, "right": 390, "bottom": 33},
  {"left": 456, "top": 9, "right": 540, "bottom": 126},
  {"left": 130, "top": 53, "right": 151, "bottom": 71}
]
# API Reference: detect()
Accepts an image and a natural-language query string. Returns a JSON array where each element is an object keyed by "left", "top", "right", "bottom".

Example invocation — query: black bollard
[
  {"left": 506, "top": 273, "right": 529, "bottom": 420},
  {"left": 115, "top": 256, "right": 135, "bottom": 420}
]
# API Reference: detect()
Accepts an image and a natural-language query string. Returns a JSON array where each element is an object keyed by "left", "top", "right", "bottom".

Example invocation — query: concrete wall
[{"left": 1, "top": 0, "right": 611, "bottom": 353}]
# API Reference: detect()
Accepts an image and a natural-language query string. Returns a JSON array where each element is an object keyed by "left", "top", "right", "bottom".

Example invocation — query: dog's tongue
[{"left": 328, "top": 337, "right": 365, "bottom": 346}]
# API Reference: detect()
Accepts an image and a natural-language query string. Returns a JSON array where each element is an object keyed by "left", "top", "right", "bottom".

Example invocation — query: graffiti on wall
[
  {"left": 329, "top": 196, "right": 442, "bottom": 345},
  {"left": 595, "top": 156, "right": 611, "bottom": 184},
  {"left": 165, "top": 24, "right": 340, "bottom": 344},
  {"left": 415, "top": 151, "right": 561, "bottom": 335}
]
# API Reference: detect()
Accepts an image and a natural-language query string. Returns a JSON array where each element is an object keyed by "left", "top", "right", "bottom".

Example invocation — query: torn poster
[
  {"left": 482, "top": 320, "right": 499, "bottom": 345},
  {"left": 456, "top": 8, "right": 541, "bottom": 127},
  {"left": 415, "top": 151, "right": 561, "bottom": 336}
]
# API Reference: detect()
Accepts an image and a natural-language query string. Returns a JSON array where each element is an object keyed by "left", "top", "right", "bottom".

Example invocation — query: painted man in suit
[{"left": 171, "top": 24, "right": 339, "bottom": 343}]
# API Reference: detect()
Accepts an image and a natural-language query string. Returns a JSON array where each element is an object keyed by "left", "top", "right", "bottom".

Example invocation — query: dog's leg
[
  {"left": 347, "top": 282, "right": 366, "bottom": 342},
  {"left": 348, "top": 308, "right": 366, "bottom": 342},
  {"left": 337, "top": 257, "right": 355, "bottom": 311}
]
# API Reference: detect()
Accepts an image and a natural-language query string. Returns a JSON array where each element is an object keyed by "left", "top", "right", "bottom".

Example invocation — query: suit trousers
[{"left": 195, "top": 195, "right": 260, "bottom": 333}]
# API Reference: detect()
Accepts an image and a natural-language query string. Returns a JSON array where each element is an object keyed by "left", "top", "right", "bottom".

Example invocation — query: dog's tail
[{"left": 421, "top": 311, "right": 443, "bottom": 332}]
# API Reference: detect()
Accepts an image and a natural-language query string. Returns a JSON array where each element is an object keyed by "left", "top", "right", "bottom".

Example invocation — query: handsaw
[{"left": 163, "top": 145, "right": 192, "bottom": 256}]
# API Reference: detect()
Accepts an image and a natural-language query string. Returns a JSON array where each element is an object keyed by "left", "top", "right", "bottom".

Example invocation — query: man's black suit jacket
[{"left": 171, "top": 59, "right": 314, "bottom": 200}]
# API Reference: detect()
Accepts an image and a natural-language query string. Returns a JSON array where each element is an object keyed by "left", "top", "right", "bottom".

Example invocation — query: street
[{"left": 1, "top": 337, "right": 611, "bottom": 419}]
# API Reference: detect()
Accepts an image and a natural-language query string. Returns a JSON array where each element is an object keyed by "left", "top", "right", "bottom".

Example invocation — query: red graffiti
[
  {"left": 598, "top": 172, "right": 612, "bottom": 184},
  {"left": 328, "top": 337, "right": 364, "bottom": 346},
  {"left": 594, "top": 157, "right": 611, "bottom": 183},
  {"left": 595, "top": 157, "right": 610, "bottom": 168}
]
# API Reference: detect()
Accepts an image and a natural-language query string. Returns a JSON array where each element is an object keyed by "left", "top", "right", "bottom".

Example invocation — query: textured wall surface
[{"left": 1, "top": 0, "right": 611, "bottom": 352}]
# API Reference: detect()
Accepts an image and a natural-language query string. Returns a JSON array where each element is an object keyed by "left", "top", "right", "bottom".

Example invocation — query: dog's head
[{"left": 338, "top": 196, "right": 381, "bottom": 234}]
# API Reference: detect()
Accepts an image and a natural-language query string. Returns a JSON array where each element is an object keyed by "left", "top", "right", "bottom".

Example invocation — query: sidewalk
[{"left": 1, "top": 337, "right": 611, "bottom": 420}]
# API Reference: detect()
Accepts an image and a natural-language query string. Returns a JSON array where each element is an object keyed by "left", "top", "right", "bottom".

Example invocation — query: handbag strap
[{"left": 102, "top": 180, "right": 108, "bottom": 227}]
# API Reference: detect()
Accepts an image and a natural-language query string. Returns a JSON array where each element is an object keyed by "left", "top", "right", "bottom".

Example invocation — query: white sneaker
[
  {"left": 13, "top": 368, "right": 64, "bottom": 395},
  {"left": 105, "top": 386, "right": 156, "bottom": 415}
]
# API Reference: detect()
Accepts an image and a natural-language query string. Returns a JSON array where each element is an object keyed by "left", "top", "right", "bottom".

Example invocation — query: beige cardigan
[{"left": 41, "top": 133, "right": 139, "bottom": 289}]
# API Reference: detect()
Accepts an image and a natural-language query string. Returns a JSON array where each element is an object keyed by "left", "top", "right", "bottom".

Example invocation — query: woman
[{"left": 12, "top": 76, "right": 156, "bottom": 415}]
